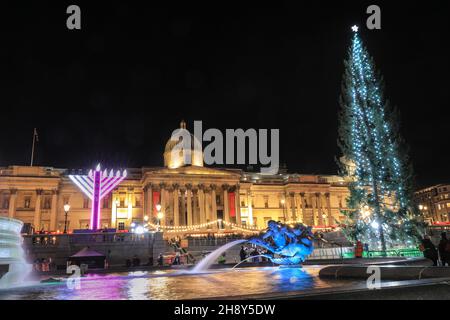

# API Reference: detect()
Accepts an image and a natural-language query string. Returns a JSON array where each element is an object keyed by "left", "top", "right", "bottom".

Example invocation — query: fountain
[
  {"left": 0, "top": 217, "right": 32, "bottom": 289},
  {"left": 190, "top": 239, "right": 247, "bottom": 273},
  {"left": 191, "top": 221, "right": 314, "bottom": 273},
  {"left": 247, "top": 221, "right": 314, "bottom": 265}
]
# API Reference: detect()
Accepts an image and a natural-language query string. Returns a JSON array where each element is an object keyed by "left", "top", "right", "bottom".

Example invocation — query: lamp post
[
  {"left": 63, "top": 204, "right": 71, "bottom": 234},
  {"left": 156, "top": 204, "right": 163, "bottom": 231}
]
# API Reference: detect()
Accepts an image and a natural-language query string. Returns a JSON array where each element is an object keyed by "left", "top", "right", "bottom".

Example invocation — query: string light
[{"left": 339, "top": 28, "right": 422, "bottom": 250}]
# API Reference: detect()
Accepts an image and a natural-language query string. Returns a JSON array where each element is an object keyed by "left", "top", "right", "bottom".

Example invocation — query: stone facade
[
  {"left": 0, "top": 125, "right": 351, "bottom": 232},
  {"left": 0, "top": 165, "right": 350, "bottom": 232},
  {"left": 415, "top": 184, "right": 450, "bottom": 224}
]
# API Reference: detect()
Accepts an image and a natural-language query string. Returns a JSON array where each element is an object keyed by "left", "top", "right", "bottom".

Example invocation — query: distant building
[
  {"left": 0, "top": 122, "right": 351, "bottom": 233},
  {"left": 414, "top": 184, "right": 450, "bottom": 224}
]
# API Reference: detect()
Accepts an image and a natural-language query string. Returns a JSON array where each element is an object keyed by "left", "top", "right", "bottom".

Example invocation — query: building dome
[{"left": 164, "top": 120, "right": 203, "bottom": 168}]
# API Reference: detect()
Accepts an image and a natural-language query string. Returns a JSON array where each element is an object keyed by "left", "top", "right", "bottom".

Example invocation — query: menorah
[{"left": 69, "top": 164, "right": 127, "bottom": 231}]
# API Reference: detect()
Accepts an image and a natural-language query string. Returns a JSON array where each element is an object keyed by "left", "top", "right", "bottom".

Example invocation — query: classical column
[
  {"left": 180, "top": 187, "right": 186, "bottom": 226},
  {"left": 285, "top": 192, "right": 291, "bottom": 221},
  {"left": 8, "top": 189, "right": 17, "bottom": 219},
  {"left": 173, "top": 184, "right": 179, "bottom": 226},
  {"left": 192, "top": 188, "right": 199, "bottom": 225},
  {"left": 198, "top": 185, "right": 206, "bottom": 224},
  {"left": 49, "top": 190, "right": 58, "bottom": 231},
  {"left": 210, "top": 185, "right": 218, "bottom": 224},
  {"left": 186, "top": 185, "right": 193, "bottom": 226},
  {"left": 326, "top": 193, "right": 333, "bottom": 226},
  {"left": 204, "top": 187, "right": 211, "bottom": 223},
  {"left": 316, "top": 193, "right": 323, "bottom": 226},
  {"left": 222, "top": 185, "right": 230, "bottom": 223},
  {"left": 127, "top": 187, "right": 134, "bottom": 223},
  {"left": 111, "top": 193, "right": 118, "bottom": 228},
  {"left": 143, "top": 185, "right": 148, "bottom": 220},
  {"left": 160, "top": 183, "right": 166, "bottom": 226},
  {"left": 33, "top": 189, "right": 43, "bottom": 231},
  {"left": 247, "top": 190, "right": 253, "bottom": 226},
  {"left": 295, "top": 193, "right": 302, "bottom": 222},
  {"left": 290, "top": 192, "right": 296, "bottom": 221},
  {"left": 235, "top": 185, "right": 241, "bottom": 224},
  {"left": 311, "top": 193, "right": 317, "bottom": 226},
  {"left": 299, "top": 193, "right": 306, "bottom": 223}
]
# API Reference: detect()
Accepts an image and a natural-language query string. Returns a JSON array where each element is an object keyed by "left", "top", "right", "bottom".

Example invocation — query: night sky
[{"left": 1, "top": 1, "right": 449, "bottom": 188}]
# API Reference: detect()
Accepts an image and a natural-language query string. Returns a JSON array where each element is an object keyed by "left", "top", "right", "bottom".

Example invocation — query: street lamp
[{"left": 63, "top": 204, "right": 71, "bottom": 234}]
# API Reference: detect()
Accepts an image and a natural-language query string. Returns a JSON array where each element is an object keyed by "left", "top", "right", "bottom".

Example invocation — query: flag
[{"left": 34, "top": 128, "right": 39, "bottom": 142}]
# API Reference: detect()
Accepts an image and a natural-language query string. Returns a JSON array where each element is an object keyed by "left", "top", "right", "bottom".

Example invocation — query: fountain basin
[{"left": 0, "top": 217, "right": 31, "bottom": 289}]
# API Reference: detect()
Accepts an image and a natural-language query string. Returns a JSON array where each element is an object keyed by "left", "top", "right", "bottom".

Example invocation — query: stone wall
[{"left": 24, "top": 232, "right": 168, "bottom": 268}]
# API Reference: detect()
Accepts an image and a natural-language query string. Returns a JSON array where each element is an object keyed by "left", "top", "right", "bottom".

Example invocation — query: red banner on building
[
  {"left": 152, "top": 191, "right": 160, "bottom": 217},
  {"left": 229, "top": 192, "right": 236, "bottom": 217}
]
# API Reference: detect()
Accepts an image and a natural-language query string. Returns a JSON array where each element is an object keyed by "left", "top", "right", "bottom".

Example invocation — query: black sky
[{"left": 1, "top": 1, "right": 449, "bottom": 188}]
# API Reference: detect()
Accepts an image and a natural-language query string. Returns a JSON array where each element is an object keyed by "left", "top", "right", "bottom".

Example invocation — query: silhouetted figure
[
  {"left": 132, "top": 255, "right": 141, "bottom": 267},
  {"left": 172, "top": 252, "right": 181, "bottom": 265},
  {"left": 157, "top": 253, "right": 164, "bottom": 266},
  {"left": 239, "top": 246, "right": 247, "bottom": 262},
  {"left": 422, "top": 235, "right": 438, "bottom": 266},
  {"left": 438, "top": 232, "right": 450, "bottom": 266}
]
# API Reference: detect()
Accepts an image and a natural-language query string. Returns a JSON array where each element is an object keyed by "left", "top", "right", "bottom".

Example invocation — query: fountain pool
[{"left": 0, "top": 266, "right": 362, "bottom": 300}]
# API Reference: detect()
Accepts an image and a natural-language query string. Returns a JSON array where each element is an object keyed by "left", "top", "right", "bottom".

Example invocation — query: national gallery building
[{"left": 0, "top": 124, "right": 351, "bottom": 234}]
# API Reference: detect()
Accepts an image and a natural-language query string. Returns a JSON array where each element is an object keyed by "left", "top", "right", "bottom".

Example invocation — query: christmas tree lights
[{"left": 338, "top": 26, "right": 426, "bottom": 253}]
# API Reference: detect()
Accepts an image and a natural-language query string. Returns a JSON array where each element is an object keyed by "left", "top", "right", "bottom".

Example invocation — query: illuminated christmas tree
[{"left": 338, "top": 26, "right": 426, "bottom": 253}]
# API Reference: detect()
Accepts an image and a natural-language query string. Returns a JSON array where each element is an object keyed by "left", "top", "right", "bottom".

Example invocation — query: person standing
[
  {"left": 438, "top": 232, "right": 449, "bottom": 266},
  {"left": 157, "top": 253, "right": 164, "bottom": 266},
  {"left": 421, "top": 235, "right": 438, "bottom": 266},
  {"left": 355, "top": 240, "right": 363, "bottom": 258},
  {"left": 239, "top": 246, "right": 247, "bottom": 262}
]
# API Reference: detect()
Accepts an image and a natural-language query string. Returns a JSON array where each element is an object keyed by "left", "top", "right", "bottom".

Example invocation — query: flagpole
[{"left": 30, "top": 128, "right": 36, "bottom": 166}]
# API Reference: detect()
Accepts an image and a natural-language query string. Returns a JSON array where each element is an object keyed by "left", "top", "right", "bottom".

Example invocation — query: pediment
[{"left": 144, "top": 165, "right": 241, "bottom": 178}]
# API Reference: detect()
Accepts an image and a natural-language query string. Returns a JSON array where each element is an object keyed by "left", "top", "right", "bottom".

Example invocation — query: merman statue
[{"left": 248, "top": 220, "right": 314, "bottom": 265}]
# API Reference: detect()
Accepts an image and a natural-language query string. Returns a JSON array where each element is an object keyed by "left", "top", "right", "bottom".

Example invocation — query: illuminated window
[
  {"left": 2, "top": 197, "right": 9, "bottom": 209},
  {"left": 118, "top": 222, "right": 125, "bottom": 231},
  {"left": 24, "top": 196, "right": 31, "bottom": 209},
  {"left": 83, "top": 197, "right": 89, "bottom": 209},
  {"left": 135, "top": 195, "right": 142, "bottom": 207},
  {"left": 103, "top": 196, "right": 110, "bottom": 209},
  {"left": 43, "top": 197, "right": 51, "bottom": 209}
]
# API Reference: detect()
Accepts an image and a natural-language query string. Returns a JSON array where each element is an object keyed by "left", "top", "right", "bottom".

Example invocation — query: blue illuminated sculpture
[{"left": 248, "top": 220, "right": 314, "bottom": 265}]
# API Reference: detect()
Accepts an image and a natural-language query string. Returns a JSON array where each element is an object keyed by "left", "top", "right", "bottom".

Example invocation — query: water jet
[{"left": 0, "top": 217, "right": 32, "bottom": 289}]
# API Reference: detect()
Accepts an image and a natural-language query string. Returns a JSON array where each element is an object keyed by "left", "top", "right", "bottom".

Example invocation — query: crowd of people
[
  {"left": 33, "top": 257, "right": 54, "bottom": 272},
  {"left": 124, "top": 255, "right": 154, "bottom": 267},
  {"left": 239, "top": 245, "right": 269, "bottom": 263},
  {"left": 421, "top": 232, "right": 450, "bottom": 266}
]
